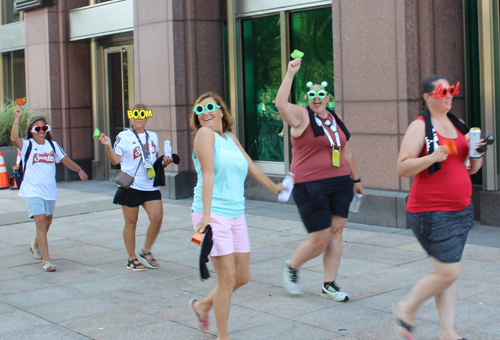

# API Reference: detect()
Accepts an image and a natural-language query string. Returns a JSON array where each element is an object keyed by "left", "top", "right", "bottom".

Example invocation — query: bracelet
[
  {"left": 13, "top": 122, "right": 19, "bottom": 125},
  {"left": 107, "top": 147, "right": 112, "bottom": 150},
  {"left": 78, "top": 168, "right": 83, "bottom": 172},
  {"left": 353, "top": 178, "right": 361, "bottom": 183}
]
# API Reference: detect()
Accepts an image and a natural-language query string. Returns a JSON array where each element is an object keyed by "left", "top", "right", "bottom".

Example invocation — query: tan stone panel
[
  {"left": 398, "top": 134, "right": 411, "bottom": 192},
  {"left": 349, "top": 134, "right": 399, "bottom": 190},
  {"left": 26, "top": 45, "right": 49, "bottom": 109},
  {"left": 147, "top": 106, "right": 172, "bottom": 132},
  {"left": 398, "top": 101, "right": 408, "bottom": 134},
  {"left": 195, "top": 0, "right": 222, "bottom": 21},
  {"left": 395, "top": 0, "right": 407, "bottom": 100},
  {"left": 340, "top": 0, "right": 397, "bottom": 101},
  {"left": 195, "top": 21, "right": 224, "bottom": 95},
  {"left": 69, "top": 109, "right": 92, "bottom": 128},
  {"left": 67, "top": 43, "right": 91, "bottom": 109},
  {"left": 25, "top": 11, "right": 48, "bottom": 46},
  {"left": 136, "top": 23, "right": 171, "bottom": 106},
  {"left": 136, "top": 0, "right": 168, "bottom": 25},
  {"left": 344, "top": 101, "right": 398, "bottom": 134},
  {"left": 70, "top": 127, "right": 93, "bottom": 159}
]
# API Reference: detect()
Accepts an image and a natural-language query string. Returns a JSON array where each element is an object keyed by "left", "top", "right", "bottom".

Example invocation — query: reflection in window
[
  {"left": 1, "top": 51, "right": 26, "bottom": 106},
  {"left": 1, "top": 0, "right": 21, "bottom": 25},
  {"left": 290, "top": 8, "right": 334, "bottom": 110},
  {"left": 242, "top": 15, "right": 284, "bottom": 162}
]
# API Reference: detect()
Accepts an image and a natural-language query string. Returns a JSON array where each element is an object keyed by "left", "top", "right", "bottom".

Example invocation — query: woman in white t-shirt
[
  {"left": 11, "top": 106, "right": 88, "bottom": 272},
  {"left": 99, "top": 104, "right": 173, "bottom": 271}
]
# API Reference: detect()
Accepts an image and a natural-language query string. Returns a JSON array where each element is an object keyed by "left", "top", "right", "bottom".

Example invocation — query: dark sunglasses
[{"left": 31, "top": 125, "right": 51, "bottom": 133}]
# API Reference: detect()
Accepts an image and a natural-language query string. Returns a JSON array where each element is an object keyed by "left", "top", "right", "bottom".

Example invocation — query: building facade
[{"left": 1, "top": 0, "right": 499, "bottom": 228}]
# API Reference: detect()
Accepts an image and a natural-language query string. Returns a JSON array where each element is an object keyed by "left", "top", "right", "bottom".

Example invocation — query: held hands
[
  {"left": 163, "top": 155, "right": 174, "bottom": 167},
  {"left": 78, "top": 169, "right": 88, "bottom": 182},
  {"left": 98, "top": 133, "right": 112, "bottom": 149},
  {"left": 432, "top": 146, "right": 448, "bottom": 162},
  {"left": 196, "top": 214, "right": 211, "bottom": 233},
  {"left": 354, "top": 183, "right": 366, "bottom": 199},
  {"left": 287, "top": 58, "right": 302, "bottom": 75},
  {"left": 14, "top": 105, "right": 22, "bottom": 118}
]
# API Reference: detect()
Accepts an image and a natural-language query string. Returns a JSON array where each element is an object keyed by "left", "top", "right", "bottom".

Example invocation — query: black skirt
[{"left": 407, "top": 203, "right": 474, "bottom": 263}]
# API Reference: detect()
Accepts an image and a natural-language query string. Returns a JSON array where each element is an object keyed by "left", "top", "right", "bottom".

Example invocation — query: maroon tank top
[{"left": 291, "top": 115, "right": 350, "bottom": 184}]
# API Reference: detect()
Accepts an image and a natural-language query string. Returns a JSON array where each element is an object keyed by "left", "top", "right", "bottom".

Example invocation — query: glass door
[{"left": 103, "top": 45, "right": 134, "bottom": 176}]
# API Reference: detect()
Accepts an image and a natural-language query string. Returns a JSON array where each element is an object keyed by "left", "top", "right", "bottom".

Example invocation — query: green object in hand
[
  {"left": 93, "top": 128, "right": 101, "bottom": 138},
  {"left": 290, "top": 49, "right": 304, "bottom": 59}
]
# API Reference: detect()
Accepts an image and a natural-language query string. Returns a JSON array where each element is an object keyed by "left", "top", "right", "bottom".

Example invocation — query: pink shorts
[{"left": 191, "top": 211, "right": 250, "bottom": 257}]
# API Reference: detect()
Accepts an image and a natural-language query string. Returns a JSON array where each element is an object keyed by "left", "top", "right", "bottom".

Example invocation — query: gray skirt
[{"left": 407, "top": 204, "right": 474, "bottom": 263}]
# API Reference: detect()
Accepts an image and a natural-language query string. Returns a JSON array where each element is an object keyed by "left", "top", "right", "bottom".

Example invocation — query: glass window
[
  {"left": 290, "top": 8, "right": 334, "bottom": 110},
  {"left": 241, "top": 15, "right": 284, "bottom": 162},
  {"left": 1, "top": 51, "right": 26, "bottom": 106},
  {"left": 1, "top": 0, "right": 21, "bottom": 25}
]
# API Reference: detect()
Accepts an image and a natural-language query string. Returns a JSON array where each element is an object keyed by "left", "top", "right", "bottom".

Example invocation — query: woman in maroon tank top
[
  {"left": 275, "top": 58, "right": 365, "bottom": 302},
  {"left": 395, "top": 75, "right": 486, "bottom": 340}
]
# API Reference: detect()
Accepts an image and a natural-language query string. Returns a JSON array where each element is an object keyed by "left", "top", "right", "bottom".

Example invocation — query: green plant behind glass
[
  {"left": 290, "top": 8, "right": 335, "bottom": 111},
  {"left": 242, "top": 15, "right": 284, "bottom": 162},
  {"left": 0, "top": 100, "right": 33, "bottom": 146}
]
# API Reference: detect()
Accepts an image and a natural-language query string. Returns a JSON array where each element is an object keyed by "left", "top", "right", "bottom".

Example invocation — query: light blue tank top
[{"left": 192, "top": 132, "right": 249, "bottom": 218}]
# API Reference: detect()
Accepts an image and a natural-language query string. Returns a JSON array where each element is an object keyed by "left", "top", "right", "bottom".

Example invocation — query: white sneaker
[
  {"left": 321, "top": 282, "right": 349, "bottom": 302},
  {"left": 281, "top": 260, "right": 301, "bottom": 295}
]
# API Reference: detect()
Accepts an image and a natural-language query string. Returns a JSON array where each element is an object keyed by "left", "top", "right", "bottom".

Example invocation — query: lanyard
[
  {"left": 132, "top": 128, "right": 150, "bottom": 165},
  {"left": 314, "top": 113, "right": 341, "bottom": 150}
]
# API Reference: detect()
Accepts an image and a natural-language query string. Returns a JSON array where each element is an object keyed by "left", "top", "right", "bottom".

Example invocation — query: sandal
[
  {"left": 138, "top": 250, "right": 159, "bottom": 269},
  {"left": 42, "top": 262, "right": 56, "bottom": 272},
  {"left": 189, "top": 298, "right": 209, "bottom": 333},
  {"left": 29, "top": 243, "right": 43, "bottom": 260},
  {"left": 126, "top": 259, "right": 146, "bottom": 271},
  {"left": 393, "top": 303, "right": 415, "bottom": 340}
]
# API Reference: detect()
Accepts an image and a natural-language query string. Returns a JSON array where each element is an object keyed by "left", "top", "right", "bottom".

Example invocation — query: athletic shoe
[
  {"left": 281, "top": 260, "right": 301, "bottom": 294},
  {"left": 321, "top": 281, "right": 349, "bottom": 302}
]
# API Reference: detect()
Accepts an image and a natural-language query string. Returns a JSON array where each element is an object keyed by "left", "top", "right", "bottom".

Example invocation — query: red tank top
[
  {"left": 290, "top": 115, "right": 350, "bottom": 184},
  {"left": 406, "top": 116, "right": 472, "bottom": 213}
]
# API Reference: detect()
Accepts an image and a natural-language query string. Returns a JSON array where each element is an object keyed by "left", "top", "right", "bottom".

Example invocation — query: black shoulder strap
[
  {"left": 327, "top": 108, "right": 351, "bottom": 141},
  {"left": 306, "top": 106, "right": 351, "bottom": 141},
  {"left": 47, "top": 139, "right": 56, "bottom": 153},
  {"left": 23, "top": 140, "right": 33, "bottom": 173}
]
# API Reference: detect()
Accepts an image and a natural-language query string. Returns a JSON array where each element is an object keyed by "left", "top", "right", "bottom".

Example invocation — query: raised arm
[
  {"left": 397, "top": 120, "right": 447, "bottom": 177},
  {"left": 228, "top": 132, "right": 285, "bottom": 194},
  {"left": 98, "top": 133, "right": 122, "bottom": 165},
  {"left": 194, "top": 127, "right": 216, "bottom": 232},
  {"left": 275, "top": 58, "right": 308, "bottom": 129},
  {"left": 10, "top": 105, "right": 24, "bottom": 150}
]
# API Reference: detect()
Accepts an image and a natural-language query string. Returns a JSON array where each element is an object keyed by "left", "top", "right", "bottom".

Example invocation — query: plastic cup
[
  {"left": 290, "top": 49, "right": 304, "bottom": 59},
  {"left": 93, "top": 128, "right": 101, "bottom": 138}
]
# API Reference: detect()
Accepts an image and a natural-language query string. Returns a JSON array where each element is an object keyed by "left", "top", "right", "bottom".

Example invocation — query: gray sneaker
[
  {"left": 282, "top": 260, "right": 301, "bottom": 295},
  {"left": 321, "top": 282, "right": 349, "bottom": 302}
]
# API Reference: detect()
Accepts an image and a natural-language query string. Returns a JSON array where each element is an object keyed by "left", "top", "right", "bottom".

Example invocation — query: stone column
[
  {"left": 332, "top": 0, "right": 464, "bottom": 228},
  {"left": 23, "top": 0, "right": 93, "bottom": 181},
  {"left": 133, "top": 0, "right": 225, "bottom": 198}
]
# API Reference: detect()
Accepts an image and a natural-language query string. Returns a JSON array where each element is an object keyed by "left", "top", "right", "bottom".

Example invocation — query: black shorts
[
  {"left": 293, "top": 175, "right": 354, "bottom": 234},
  {"left": 407, "top": 204, "right": 474, "bottom": 263},
  {"left": 113, "top": 187, "right": 162, "bottom": 207}
]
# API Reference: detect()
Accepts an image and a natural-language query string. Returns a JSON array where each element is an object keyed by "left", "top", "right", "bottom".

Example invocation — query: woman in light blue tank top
[{"left": 188, "top": 92, "right": 286, "bottom": 339}]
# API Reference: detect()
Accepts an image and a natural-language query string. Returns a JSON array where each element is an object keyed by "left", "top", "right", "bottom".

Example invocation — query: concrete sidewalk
[{"left": 1, "top": 181, "right": 499, "bottom": 339}]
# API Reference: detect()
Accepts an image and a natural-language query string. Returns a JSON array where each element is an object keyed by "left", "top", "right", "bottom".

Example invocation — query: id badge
[
  {"left": 147, "top": 167, "right": 156, "bottom": 179},
  {"left": 332, "top": 149, "right": 340, "bottom": 167},
  {"left": 144, "top": 161, "right": 153, "bottom": 169}
]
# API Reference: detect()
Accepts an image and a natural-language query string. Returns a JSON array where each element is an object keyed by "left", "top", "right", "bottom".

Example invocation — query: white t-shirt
[
  {"left": 18, "top": 138, "right": 67, "bottom": 200},
  {"left": 114, "top": 129, "right": 160, "bottom": 191}
]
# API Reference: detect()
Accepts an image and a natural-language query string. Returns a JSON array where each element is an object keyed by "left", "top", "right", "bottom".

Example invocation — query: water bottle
[
  {"left": 164, "top": 140, "right": 172, "bottom": 158},
  {"left": 349, "top": 193, "right": 363, "bottom": 213},
  {"left": 278, "top": 172, "right": 294, "bottom": 203}
]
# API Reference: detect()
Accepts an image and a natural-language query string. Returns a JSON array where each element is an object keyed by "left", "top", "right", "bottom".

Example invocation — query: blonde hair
[{"left": 190, "top": 92, "right": 233, "bottom": 132}]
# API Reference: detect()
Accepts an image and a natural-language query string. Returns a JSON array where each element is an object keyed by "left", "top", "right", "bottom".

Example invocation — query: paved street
[{"left": 1, "top": 181, "right": 500, "bottom": 340}]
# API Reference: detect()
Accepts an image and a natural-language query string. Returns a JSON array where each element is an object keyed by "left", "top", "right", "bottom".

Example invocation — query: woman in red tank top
[
  {"left": 275, "top": 58, "right": 365, "bottom": 302},
  {"left": 395, "top": 75, "right": 486, "bottom": 340}
]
